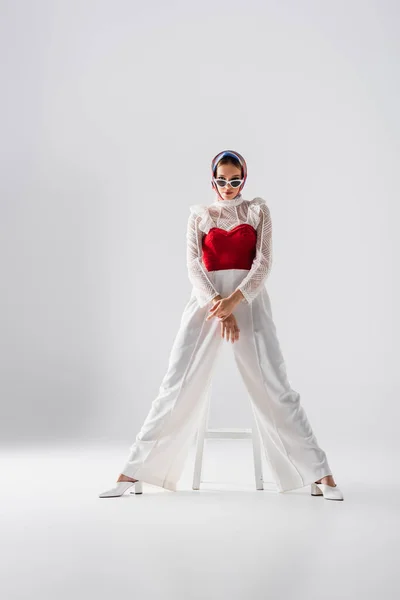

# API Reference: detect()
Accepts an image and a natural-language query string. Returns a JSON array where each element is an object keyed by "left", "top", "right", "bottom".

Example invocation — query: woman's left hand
[{"left": 206, "top": 297, "right": 236, "bottom": 321}]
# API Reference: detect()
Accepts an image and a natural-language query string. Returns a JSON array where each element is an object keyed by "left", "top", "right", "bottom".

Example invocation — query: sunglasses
[{"left": 213, "top": 178, "right": 243, "bottom": 189}]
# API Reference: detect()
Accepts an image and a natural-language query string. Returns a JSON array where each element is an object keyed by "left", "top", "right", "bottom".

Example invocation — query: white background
[{"left": 1, "top": 0, "right": 399, "bottom": 472}]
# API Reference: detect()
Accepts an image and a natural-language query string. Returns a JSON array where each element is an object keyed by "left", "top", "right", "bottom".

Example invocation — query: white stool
[{"left": 192, "top": 381, "right": 265, "bottom": 490}]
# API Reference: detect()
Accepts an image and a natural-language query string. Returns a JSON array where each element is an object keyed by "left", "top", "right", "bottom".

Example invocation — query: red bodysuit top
[
  {"left": 186, "top": 194, "right": 273, "bottom": 307},
  {"left": 202, "top": 224, "right": 257, "bottom": 271}
]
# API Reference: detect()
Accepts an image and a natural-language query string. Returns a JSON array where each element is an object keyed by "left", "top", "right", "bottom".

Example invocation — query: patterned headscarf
[{"left": 211, "top": 150, "right": 248, "bottom": 201}]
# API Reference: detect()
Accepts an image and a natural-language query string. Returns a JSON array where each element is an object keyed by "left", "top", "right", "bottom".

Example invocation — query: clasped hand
[
  {"left": 206, "top": 297, "right": 236, "bottom": 321},
  {"left": 206, "top": 296, "right": 240, "bottom": 343}
]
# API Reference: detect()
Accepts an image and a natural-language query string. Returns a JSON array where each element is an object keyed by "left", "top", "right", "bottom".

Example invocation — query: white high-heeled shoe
[
  {"left": 311, "top": 481, "right": 344, "bottom": 501},
  {"left": 98, "top": 480, "right": 143, "bottom": 498}
]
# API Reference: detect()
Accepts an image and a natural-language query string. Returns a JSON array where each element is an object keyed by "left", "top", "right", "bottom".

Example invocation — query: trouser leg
[
  {"left": 119, "top": 294, "right": 223, "bottom": 491},
  {"left": 232, "top": 289, "right": 333, "bottom": 493}
]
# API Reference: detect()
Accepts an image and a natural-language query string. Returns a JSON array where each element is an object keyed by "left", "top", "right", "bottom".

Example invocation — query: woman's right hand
[{"left": 220, "top": 313, "right": 240, "bottom": 343}]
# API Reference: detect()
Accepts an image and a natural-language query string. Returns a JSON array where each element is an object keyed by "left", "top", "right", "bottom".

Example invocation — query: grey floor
[{"left": 2, "top": 441, "right": 398, "bottom": 600}]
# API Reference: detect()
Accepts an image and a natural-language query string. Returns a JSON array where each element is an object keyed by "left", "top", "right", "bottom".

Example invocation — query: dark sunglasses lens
[
  {"left": 216, "top": 179, "right": 227, "bottom": 187},
  {"left": 230, "top": 180, "right": 242, "bottom": 188}
]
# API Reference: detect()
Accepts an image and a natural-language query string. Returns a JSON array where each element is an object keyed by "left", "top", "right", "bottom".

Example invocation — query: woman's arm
[
  {"left": 234, "top": 202, "right": 273, "bottom": 304},
  {"left": 186, "top": 212, "right": 221, "bottom": 307}
]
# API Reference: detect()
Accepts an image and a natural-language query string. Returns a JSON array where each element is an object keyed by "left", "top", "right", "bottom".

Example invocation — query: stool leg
[
  {"left": 192, "top": 383, "right": 212, "bottom": 490},
  {"left": 251, "top": 412, "right": 264, "bottom": 490}
]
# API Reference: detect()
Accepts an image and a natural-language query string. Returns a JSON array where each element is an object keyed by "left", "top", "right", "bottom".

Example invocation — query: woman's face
[{"left": 215, "top": 162, "right": 243, "bottom": 200}]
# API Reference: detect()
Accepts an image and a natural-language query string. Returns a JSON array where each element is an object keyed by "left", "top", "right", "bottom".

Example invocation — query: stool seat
[
  {"left": 192, "top": 382, "right": 267, "bottom": 490},
  {"left": 204, "top": 427, "right": 253, "bottom": 437}
]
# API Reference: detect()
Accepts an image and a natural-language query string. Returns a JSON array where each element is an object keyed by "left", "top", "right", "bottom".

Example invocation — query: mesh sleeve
[
  {"left": 235, "top": 202, "right": 273, "bottom": 304},
  {"left": 186, "top": 212, "right": 221, "bottom": 308}
]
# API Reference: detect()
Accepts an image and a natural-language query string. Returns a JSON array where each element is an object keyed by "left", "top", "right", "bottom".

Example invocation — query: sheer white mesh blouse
[{"left": 186, "top": 195, "right": 273, "bottom": 307}]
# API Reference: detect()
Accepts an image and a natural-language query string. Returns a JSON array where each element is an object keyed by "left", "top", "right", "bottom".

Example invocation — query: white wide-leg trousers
[{"left": 120, "top": 269, "right": 333, "bottom": 492}]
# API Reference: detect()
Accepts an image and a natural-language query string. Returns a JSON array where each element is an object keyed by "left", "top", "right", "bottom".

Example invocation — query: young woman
[{"left": 99, "top": 150, "right": 344, "bottom": 501}]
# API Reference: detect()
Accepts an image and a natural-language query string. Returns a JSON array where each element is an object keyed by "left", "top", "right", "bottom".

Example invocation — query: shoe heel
[
  {"left": 133, "top": 480, "right": 143, "bottom": 494},
  {"left": 311, "top": 482, "right": 323, "bottom": 496}
]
